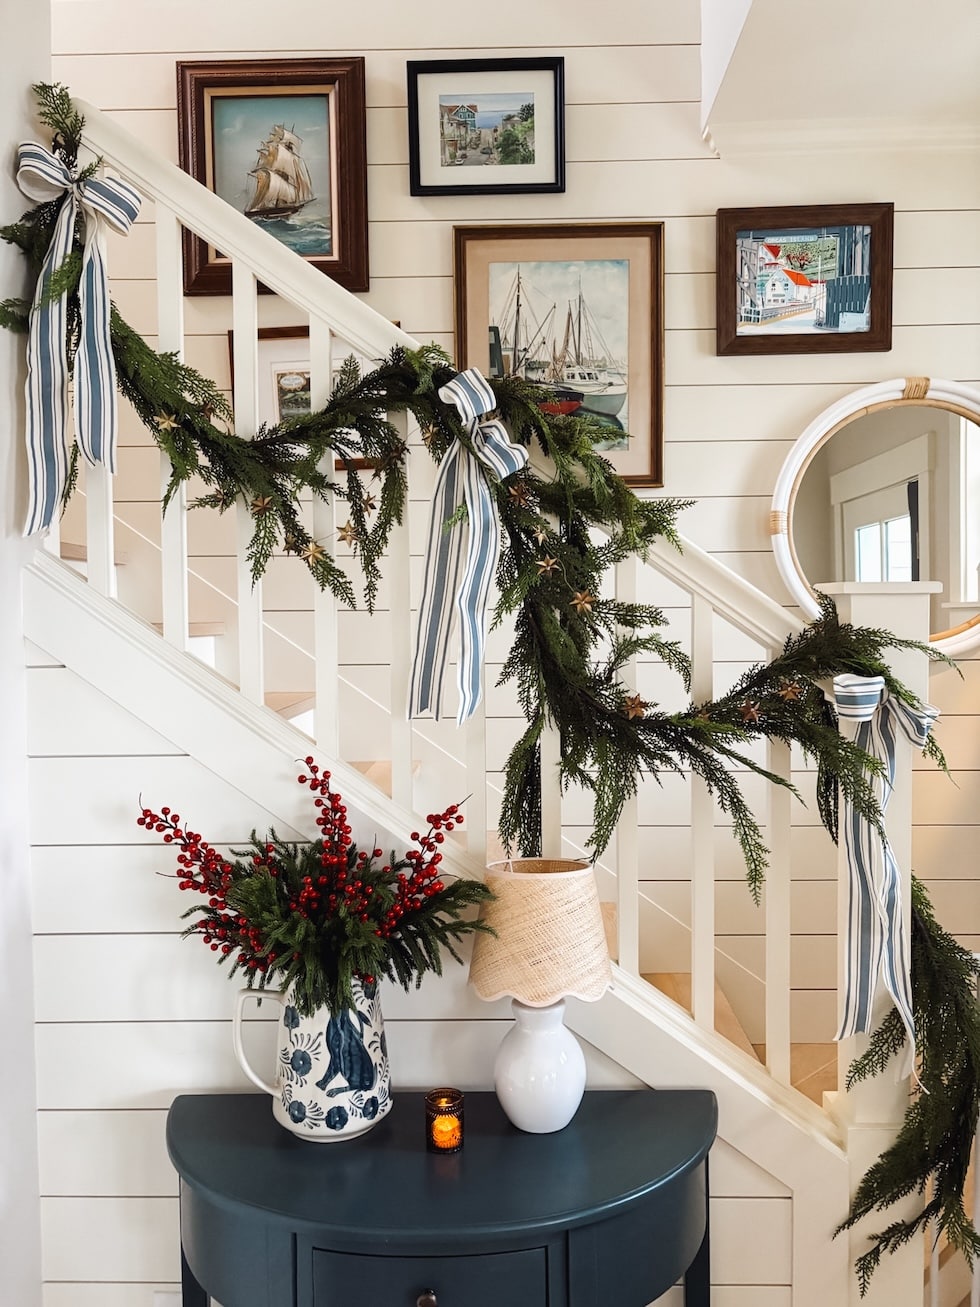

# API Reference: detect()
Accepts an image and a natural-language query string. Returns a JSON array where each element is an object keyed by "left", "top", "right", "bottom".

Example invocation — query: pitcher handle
[{"left": 232, "top": 988, "right": 285, "bottom": 1096}]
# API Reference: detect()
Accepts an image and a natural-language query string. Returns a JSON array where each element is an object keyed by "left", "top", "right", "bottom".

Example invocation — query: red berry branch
[{"left": 138, "top": 759, "right": 491, "bottom": 1016}]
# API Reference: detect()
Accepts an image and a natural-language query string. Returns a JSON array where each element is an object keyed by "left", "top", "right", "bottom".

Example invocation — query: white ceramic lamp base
[{"left": 493, "top": 998, "right": 587, "bottom": 1134}]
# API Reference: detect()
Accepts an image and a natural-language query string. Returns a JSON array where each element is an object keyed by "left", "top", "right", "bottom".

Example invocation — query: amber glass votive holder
[{"left": 425, "top": 1088, "right": 464, "bottom": 1153}]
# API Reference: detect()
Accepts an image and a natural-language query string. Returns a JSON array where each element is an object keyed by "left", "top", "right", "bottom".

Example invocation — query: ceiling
[{"left": 706, "top": 0, "right": 980, "bottom": 152}]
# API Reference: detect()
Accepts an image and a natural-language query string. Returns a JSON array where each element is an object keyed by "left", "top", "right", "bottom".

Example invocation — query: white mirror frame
[{"left": 771, "top": 376, "right": 980, "bottom": 657}]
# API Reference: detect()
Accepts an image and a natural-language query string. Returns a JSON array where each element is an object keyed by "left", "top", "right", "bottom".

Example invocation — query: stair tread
[{"left": 643, "top": 971, "right": 760, "bottom": 1062}]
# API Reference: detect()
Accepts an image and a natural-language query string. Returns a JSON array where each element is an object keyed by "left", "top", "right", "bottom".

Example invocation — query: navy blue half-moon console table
[{"left": 167, "top": 1089, "right": 717, "bottom": 1307}]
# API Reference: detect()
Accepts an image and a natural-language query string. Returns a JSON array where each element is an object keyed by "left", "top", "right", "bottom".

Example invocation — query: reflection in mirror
[{"left": 771, "top": 378, "right": 980, "bottom": 654}]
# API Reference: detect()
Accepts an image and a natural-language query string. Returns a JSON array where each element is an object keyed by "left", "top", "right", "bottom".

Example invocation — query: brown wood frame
[
  {"left": 454, "top": 223, "right": 664, "bottom": 487},
  {"left": 715, "top": 203, "right": 893, "bottom": 355},
  {"left": 177, "top": 58, "right": 369, "bottom": 295}
]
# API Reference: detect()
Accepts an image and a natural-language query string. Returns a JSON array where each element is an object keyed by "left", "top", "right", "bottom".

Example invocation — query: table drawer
[{"left": 312, "top": 1245, "right": 548, "bottom": 1307}]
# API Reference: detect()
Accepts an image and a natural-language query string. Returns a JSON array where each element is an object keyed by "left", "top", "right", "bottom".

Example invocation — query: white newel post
[{"left": 823, "top": 582, "right": 940, "bottom": 1307}]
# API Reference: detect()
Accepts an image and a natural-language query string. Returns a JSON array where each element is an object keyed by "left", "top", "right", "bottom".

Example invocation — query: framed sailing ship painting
[
  {"left": 407, "top": 57, "right": 564, "bottom": 196},
  {"left": 454, "top": 223, "right": 664, "bottom": 486},
  {"left": 177, "top": 58, "right": 369, "bottom": 294}
]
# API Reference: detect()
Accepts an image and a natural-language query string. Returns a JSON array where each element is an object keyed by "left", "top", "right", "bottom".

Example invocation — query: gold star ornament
[
  {"left": 570, "top": 589, "right": 596, "bottom": 615},
  {"left": 508, "top": 481, "right": 531, "bottom": 509},
  {"left": 362, "top": 492, "right": 377, "bottom": 514},
  {"left": 740, "top": 701, "right": 762, "bottom": 724},
  {"left": 336, "top": 521, "right": 358, "bottom": 547},
  {"left": 777, "top": 679, "right": 804, "bottom": 702},
  {"left": 153, "top": 412, "right": 179, "bottom": 433},
  {"left": 250, "top": 496, "right": 273, "bottom": 516},
  {"left": 622, "top": 694, "right": 646, "bottom": 720},
  {"left": 300, "top": 541, "right": 326, "bottom": 564},
  {"left": 535, "top": 555, "right": 559, "bottom": 577},
  {"left": 422, "top": 425, "right": 439, "bottom": 451}
]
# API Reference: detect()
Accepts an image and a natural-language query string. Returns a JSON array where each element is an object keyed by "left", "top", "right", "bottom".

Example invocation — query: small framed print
[
  {"left": 454, "top": 223, "right": 664, "bottom": 487},
  {"left": 715, "top": 203, "right": 894, "bottom": 355},
  {"left": 407, "top": 57, "right": 564, "bottom": 197},
  {"left": 177, "top": 58, "right": 369, "bottom": 295}
]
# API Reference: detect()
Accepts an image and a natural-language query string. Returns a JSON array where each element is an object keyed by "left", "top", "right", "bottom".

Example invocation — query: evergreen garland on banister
[
  {"left": 837, "top": 876, "right": 980, "bottom": 1294},
  {"left": 6, "top": 82, "right": 977, "bottom": 1290}
]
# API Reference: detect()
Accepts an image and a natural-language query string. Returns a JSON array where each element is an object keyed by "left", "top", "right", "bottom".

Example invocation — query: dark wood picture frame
[
  {"left": 407, "top": 57, "right": 565, "bottom": 197},
  {"left": 715, "top": 203, "right": 894, "bottom": 355},
  {"left": 177, "top": 58, "right": 369, "bottom": 295},
  {"left": 454, "top": 223, "right": 664, "bottom": 487}
]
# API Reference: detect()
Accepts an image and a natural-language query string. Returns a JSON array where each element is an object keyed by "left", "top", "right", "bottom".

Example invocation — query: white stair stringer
[
  {"left": 26, "top": 547, "right": 851, "bottom": 1306},
  {"left": 22, "top": 549, "right": 483, "bottom": 883},
  {"left": 569, "top": 968, "right": 852, "bottom": 1307}
]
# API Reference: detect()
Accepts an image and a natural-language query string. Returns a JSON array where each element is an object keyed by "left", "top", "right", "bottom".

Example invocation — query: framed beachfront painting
[
  {"left": 454, "top": 223, "right": 664, "bottom": 486},
  {"left": 407, "top": 58, "right": 564, "bottom": 197},
  {"left": 715, "top": 203, "right": 894, "bottom": 355},
  {"left": 177, "top": 58, "right": 369, "bottom": 295}
]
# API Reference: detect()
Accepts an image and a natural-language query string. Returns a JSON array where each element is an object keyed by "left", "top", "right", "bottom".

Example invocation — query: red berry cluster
[
  {"left": 378, "top": 804, "right": 462, "bottom": 939},
  {"left": 138, "top": 759, "right": 466, "bottom": 997},
  {"left": 135, "top": 802, "right": 274, "bottom": 975}
]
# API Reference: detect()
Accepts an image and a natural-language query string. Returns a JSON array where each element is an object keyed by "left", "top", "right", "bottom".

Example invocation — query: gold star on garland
[
  {"left": 740, "top": 701, "right": 762, "bottom": 724},
  {"left": 422, "top": 425, "right": 439, "bottom": 451},
  {"left": 507, "top": 481, "right": 531, "bottom": 509},
  {"left": 336, "top": 521, "right": 358, "bottom": 547},
  {"left": 533, "top": 524, "right": 549, "bottom": 545},
  {"left": 570, "top": 589, "right": 596, "bottom": 615},
  {"left": 362, "top": 492, "right": 377, "bottom": 514},
  {"left": 777, "top": 679, "right": 804, "bottom": 702},
  {"left": 622, "top": 694, "right": 646, "bottom": 720},
  {"left": 283, "top": 534, "right": 301, "bottom": 555},
  {"left": 300, "top": 541, "right": 326, "bottom": 564},
  {"left": 154, "top": 412, "right": 179, "bottom": 433},
  {"left": 535, "top": 555, "right": 559, "bottom": 577},
  {"left": 250, "top": 496, "right": 273, "bottom": 516}
]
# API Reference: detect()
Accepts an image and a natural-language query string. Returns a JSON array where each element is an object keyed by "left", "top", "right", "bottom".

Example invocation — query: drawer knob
[{"left": 416, "top": 1293, "right": 438, "bottom": 1307}]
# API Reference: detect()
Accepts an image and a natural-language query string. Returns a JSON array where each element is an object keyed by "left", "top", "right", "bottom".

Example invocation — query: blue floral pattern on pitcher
[{"left": 264, "top": 977, "right": 391, "bottom": 1140}]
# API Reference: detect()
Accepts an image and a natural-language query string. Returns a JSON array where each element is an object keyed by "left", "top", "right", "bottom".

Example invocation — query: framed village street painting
[
  {"left": 454, "top": 223, "right": 664, "bottom": 486},
  {"left": 177, "top": 58, "right": 369, "bottom": 295},
  {"left": 716, "top": 202, "right": 894, "bottom": 355},
  {"left": 408, "top": 58, "right": 564, "bottom": 197}
]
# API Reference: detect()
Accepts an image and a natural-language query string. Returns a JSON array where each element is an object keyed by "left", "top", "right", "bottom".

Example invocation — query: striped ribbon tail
[
  {"left": 832, "top": 673, "right": 940, "bottom": 1073},
  {"left": 16, "top": 142, "right": 141, "bottom": 535},
  {"left": 409, "top": 368, "right": 529, "bottom": 724}
]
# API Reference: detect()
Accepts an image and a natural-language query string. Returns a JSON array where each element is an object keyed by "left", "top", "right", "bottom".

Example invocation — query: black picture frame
[
  {"left": 407, "top": 57, "right": 565, "bottom": 197},
  {"left": 715, "top": 203, "right": 894, "bottom": 355},
  {"left": 177, "top": 58, "right": 369, "bottom": 295}
]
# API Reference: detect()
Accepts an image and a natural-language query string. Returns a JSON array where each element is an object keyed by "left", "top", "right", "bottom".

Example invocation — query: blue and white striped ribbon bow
[
  {"left": 832, "top": 673, "right": 939, "bottom": 1074},
  {"left": 16, "top": 141, "right": 142, "bottom": 535},
  {"left": 409, "top": 369, "right": 529, "bottom": 723}
]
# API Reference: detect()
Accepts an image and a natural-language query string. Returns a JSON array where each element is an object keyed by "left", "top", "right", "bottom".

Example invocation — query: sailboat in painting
[
  {"left": 494, "top": 267, "right": 628, "bottom": 420},
  {"left": 246, "top": 124, "right": 316, "bottom": 221}
]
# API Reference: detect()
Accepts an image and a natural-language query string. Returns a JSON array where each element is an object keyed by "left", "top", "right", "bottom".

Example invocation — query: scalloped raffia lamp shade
[
  {"left": 469, "top": 859, "right": 612, "bottom": 1135},
  {"left": 469, "top": 859, "right": 612, "bottom": 1005}
]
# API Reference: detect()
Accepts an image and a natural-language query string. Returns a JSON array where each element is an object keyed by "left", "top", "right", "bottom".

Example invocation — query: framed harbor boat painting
[
  {"left": 715, "top": 202, "right": 894, "bottom": 355},
  {"left": 407, "top": 57, "right": 564, "bottom": 197},
  {"left": 177, "top": 58, "right": 369, "bottom": 294},
  {"left": 453, "top": 223, "right": 664, "bottom": 486}
]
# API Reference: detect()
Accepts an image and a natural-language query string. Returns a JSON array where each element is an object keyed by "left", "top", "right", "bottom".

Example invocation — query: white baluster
[
  {"left": 690, "top": 594, "right": 715, "bottom": 1031},
  {"left": 83, "top": 462, "right": 116, "bottom": 597},
  {"left": 540, "top": 721, "right": 562, "bottom": 859},
  {"left": 766, "top": 737, "right": 792, "bottom": 1085},
  {"left": 614, "top": 556, "right": 640, "bottom": 976},
  {"left": 155, "top": 204, "right": 188, "bottom": 648},
  {"left": 308, "top": 316, "right": 338, "bottom": 755},
  {"left": 385, "top": 410, "right": 413, "bottom": 811},
  {"left": 230, "top": 263, "right": 263, "bottom": 703}
]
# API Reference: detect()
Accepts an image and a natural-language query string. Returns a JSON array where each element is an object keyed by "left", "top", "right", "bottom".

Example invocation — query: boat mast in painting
[{"left": 246, "top": 125, "right": 316, "bottom": 220}]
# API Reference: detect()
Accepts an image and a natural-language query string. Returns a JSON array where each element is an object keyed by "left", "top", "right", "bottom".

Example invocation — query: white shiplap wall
[{"left": 37, "top": 0, "right": 980, "bottom": 1301}]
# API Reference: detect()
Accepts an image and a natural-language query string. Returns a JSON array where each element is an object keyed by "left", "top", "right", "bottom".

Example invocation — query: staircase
[{"left": 21, "top": 97, "right": 942, "bottom": 1307}]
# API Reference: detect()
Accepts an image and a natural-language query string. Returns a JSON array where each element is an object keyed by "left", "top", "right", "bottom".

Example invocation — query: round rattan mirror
[{"left": 771, "top": 377, "right": 980, "bottom": 656}]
